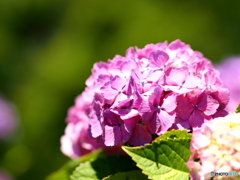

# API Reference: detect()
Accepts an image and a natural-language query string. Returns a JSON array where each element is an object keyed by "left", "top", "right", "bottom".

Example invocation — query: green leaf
[
  {"left": 102, "top": 170, "right": 148, "bottom": 180},
  {"left": 70, "top": 155, "right": 138, "bottom": 180},
  {"left": 46, "top": 149, "right": 104, "bottom": 180},
  {"left": 154, "top": 129, "right": 192, "bottom": 142},
  {"left": 122, "top": 130, "right": 192, "bottom": 180},
  {"left": 235, "top": 104, "right": 240, "bottom": 113}
]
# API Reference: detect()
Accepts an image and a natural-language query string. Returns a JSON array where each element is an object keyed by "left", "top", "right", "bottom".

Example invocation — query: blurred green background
[{"left": 0, "top": 0, "right": 240, "bottom": 179}]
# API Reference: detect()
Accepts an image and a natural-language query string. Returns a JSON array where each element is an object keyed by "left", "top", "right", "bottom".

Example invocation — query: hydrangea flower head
[
  {"left": 215, "top": 56, "right": 240, "bottom": 112},
  {"left": 61, "top": 40, "right": 229, "bottom": 158},
  {"left": 0, "top": 96, "right": 18, "bottom": 141},
  {"left": 187, "top": 113, "right": 240, "bottom": 180}
]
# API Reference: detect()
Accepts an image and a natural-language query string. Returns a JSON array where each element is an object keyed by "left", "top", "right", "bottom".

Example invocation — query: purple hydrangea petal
[
  {"left": 189, "top": 110, "right": 205, "bottom": 128},
  {"left": 100, "top": 82, "right": 119, "bottom": 101},
  {"left": 148, "top": 86, "right": 163, "bottom": 107},
  {"left": 121, "top": 109, "right": 139, "bottom": 120},
  {"left": 165, "top": 67, "right": 188, "bottom": 86},
  {"left": 139, "top": 98, "right": 151, "bottom": 114},
  {"left": 171, "top": 117, "right": 191, "bottom": 130},
  {"left": 111, "top": 75, "right": 126, "bottom": 91},
  {"left": 148, "top": 50, "right": 169, "bottom": 68},
  {"left": 104, "top": 125, "right": 121, "bottom": 146},
  {"left": 161, "top": 93, "right": 177, "bottom": 113},
  {"left": 156, "top": 110, "right": 175, "bottom": 135},
  {"left": 176, "top": 95, "right": 193, "bottom": 120},
  {"left": 204, "top": 95, "right": 219, "bottom": 116},
  {"left": 128, "top": 123, "right": 152, "bottom": 146}
]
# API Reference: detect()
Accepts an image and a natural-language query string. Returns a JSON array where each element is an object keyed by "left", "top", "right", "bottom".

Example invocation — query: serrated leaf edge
[
  {"left": 153, "top": 130, "right": 192, "bottom": 142},
  {"left": 122, "top": 137, "right": 191, "bottom": 180},
  {"left": 123, "top": 144, "right": 189, "bottom": 180}
]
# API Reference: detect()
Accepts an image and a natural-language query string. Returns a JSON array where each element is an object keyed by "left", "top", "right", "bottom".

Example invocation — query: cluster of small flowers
[
  {"left": 61, "top": 40, "right": 229, "bottom": 158},
  {"left": 215, "top": 56, "right": 240, "bottom": 112},
  {"left": 187, "top": 113, "right": 240, "bottom": 180}
]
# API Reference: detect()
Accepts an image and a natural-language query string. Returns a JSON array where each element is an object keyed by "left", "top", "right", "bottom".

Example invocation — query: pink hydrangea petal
[
  {"left": 161, "top": 93, "right": 177, "bottom": 112},
  {"left": 165, "top": 67, "right": 188, "bottom": 86},
  {"left": 117, "top": 97, "right": 132, "bottom": 107},
  {"left": 120, "top": 61, "right": 137, "bottom": 78},
  {"left": 128, "top": 123, "right": 152, "bottom": 146},
  {"left": 187, "top": 90, "right": 203, "bottom": 104},
  {"left": 61, "top": 122, "right": 101, "bottom": 158},
  {"left": 89, "top": 115, "right": 103, "bottom": 138},
  {"left": 121, "top": 109, "right": 139, "bottom": 120},
  {"left": 110, "top": 96, "right": 134, "bottom": 116},
  {"left": 121, "top": 123, "right": 132, "bottom": 143},
  {"left": 93, "top": 92, "right": 104, "bottom": 104},
  {"left": 210, "top": 89, "right": 229, "bottom": 110},
  {"left": 100, "top": 82, "right": 118, "bottom": 100},
  {"left": 195, "top": 92, "right": 208, "bottom": 111},
  {"left": 104, "top": 125, "right": 120, "bottom": 146},
  {"left": 146, "top": 69, "right": 164, "bottom": 83},
  {"left": 189, "top": 110, "right": 204, "bottom": 128},
  {"left": 156, "top": 110, "right": 175, "bottom": 135},
  {"left": 176, "top": 95, "right": 193, "bottom": 120},
  {"left": 125, "top": 47, "right": 135, "bottom": 59},
  {"left": 60, "top": 134, "right": 79, "bottom": 158},
  {"left": 111, "top": 75, "right": 126, "bottom": 91},
  {"left": 132, "top": 91, "right": 142, "bottom": 109},
  {"left": 123, "top": 117, "right": 137, "bottom": 134},
  {"left": 172, "top": 117, "right": 191, "bottom": 130},
  {"left": 90, "top": 101, "right": 104, "bottom": 138},
  {"left": 211, "top": 109, "right": 228, "bottom": 118},
  {"left": 183, "top": 75, "right": 202, "bottom": 89},
  {"left": 130, "top": 69, "right": 142, "bottom": 84},
  {"left": 103, "top": 110, "right": 120, "bottom": 125},
  {"left": 110, "top": 93, "right": 128, "bottom": 108},
  {"left": 103, "top": 111, "right": 131, "bottom": 146},
  {"left": 123, "top": 77, "right": 135, "bottom": 95},
  {"left": 96, "top": 74, "right": 111, "bottom": 87},
  {"left": 204, "top": 96, "right": 219, "bottom": 115},
  {"left": 148, "top": 86, "right": 163, "bottom": 106},
  {"left": 148, "top": 50, "right": 169, "bottom": 68},
  {"left": 142, "top": 111, "right": 157, "bottom": 134},
  {"left": 86, "top": 62, "right": 109, "bottom": 86},
  {"left": 168, "top": 39, "right": 186, "bottom": 50},
  {"left": 139, "top": 98, "right": 151, "bottom": 114}
]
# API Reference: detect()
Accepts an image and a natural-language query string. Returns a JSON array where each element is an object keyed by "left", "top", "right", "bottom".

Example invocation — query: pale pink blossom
[{"left": 187, "top": 113, "right": 240, "bottom": 180}]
